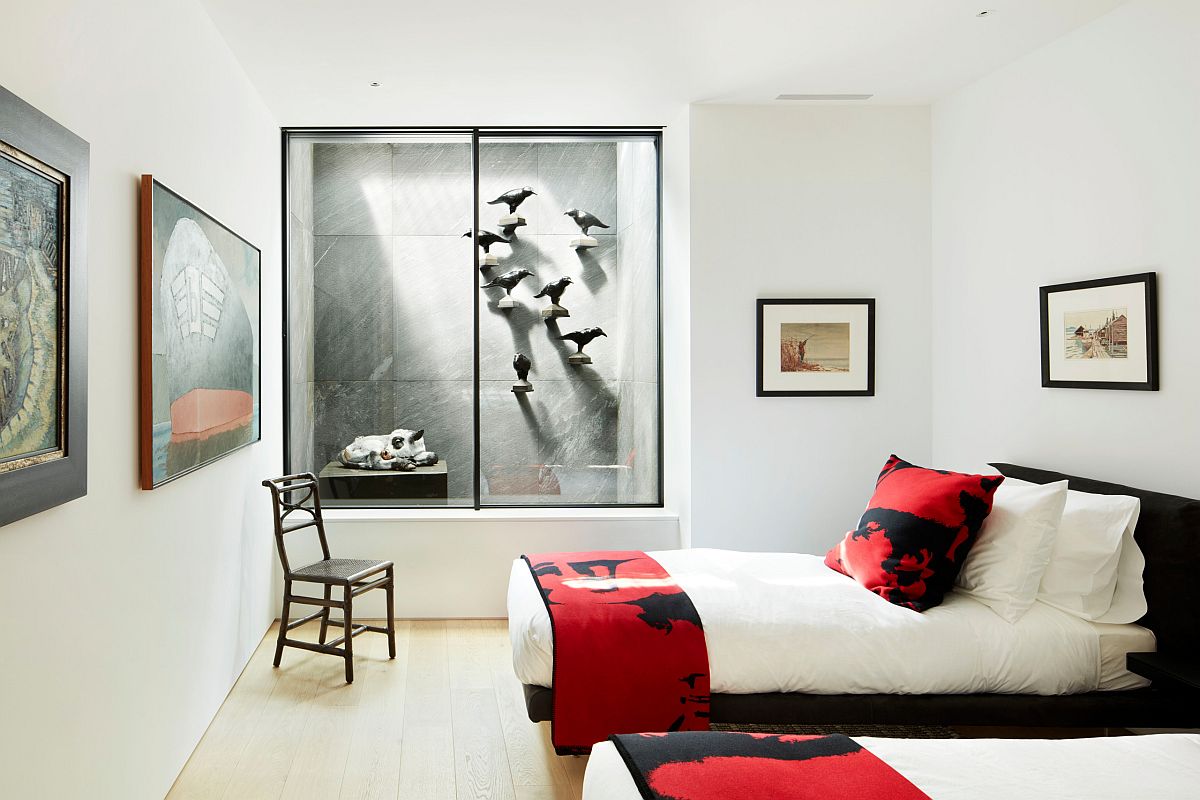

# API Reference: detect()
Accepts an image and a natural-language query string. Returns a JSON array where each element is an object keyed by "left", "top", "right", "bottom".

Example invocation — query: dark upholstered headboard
[{"left": 991, "top": 463, "right": 1200, "bottom": 658}]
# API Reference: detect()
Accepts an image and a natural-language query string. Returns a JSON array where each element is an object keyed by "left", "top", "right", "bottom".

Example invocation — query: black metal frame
[
  {"left": 756, "top": 298, "right": 876, "bottom": 397},
  {"left": 0, "top": 83, "right": 88, "bottom": 528},
  {"left": 280, "top": 127, "right": 666, "bottom": 510},
  {"left": 262, "top": 473, "right": 396, "bottom": 683},
  {"left": 1039, "top": 272, "right": 1159, "bottom": 391}
]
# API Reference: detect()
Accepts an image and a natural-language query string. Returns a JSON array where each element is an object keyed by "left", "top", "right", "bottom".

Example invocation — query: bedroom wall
[
  {"left": 689, "top": 105, "right": 933, "bottom": 554},
  {"left": 930, "top": 0, "right": 1200, "bottom": 498},
  {"left": 0, "top": 1, "right": 281, "bottom": 798}
]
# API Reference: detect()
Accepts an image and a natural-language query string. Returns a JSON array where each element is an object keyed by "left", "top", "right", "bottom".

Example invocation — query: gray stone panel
[
  {"left": 289, "top": 381, "right": 315, "bottom": 475},
  {"left": 288, "top": 140, "right": 314, "bottom": 231},
  {"left": 393, "top": 142, "right": 473, "bottom": 236},
  {"left": 618, "top": 380, "right": 660, "bottom": 504},
  {"left": 313, "top": 381, "right": 396, "bottom": 471},
  {"left": 479, "top": 379, "right": 543, "bottom": 502},
  {"left": 313, "top": 143, "right": 393, "bottom": 236},
  {"left": 616, "top": 140, "right": 657, "bottom": 233},
  {"left": 396, "top": 380, "right": 473, "bottom": 501},
  {"left": 393, "top": 235, "right": 475, "bottom": 381},
  {"left": 537, "top": 142, "right": 617, "bottom": 237},
  {"left": 287, "top": 213, "right": 314, "bottom": 384},
  {"left": 314, "top": 235, "right": 394, "bottom": 381}
]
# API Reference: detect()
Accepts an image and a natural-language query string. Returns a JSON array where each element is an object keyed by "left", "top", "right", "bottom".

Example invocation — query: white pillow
[
  {"left": 956, "top": 479, "right": 1068, "bottom": 623},
  {"left": 1092, "top": 501, "right": 1146, "bottom": 624},
  {"left": 1005, "top": 478, "right": 1141, "bottom": 620}
]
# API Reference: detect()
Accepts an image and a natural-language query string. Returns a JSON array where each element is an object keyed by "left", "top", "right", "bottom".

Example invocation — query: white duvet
[
  {"left": 583, "top": 734, "right": 1200, "bottom": 800},
  {"left": 508, "top": 549, "right": 1150, "bottom": 695}
]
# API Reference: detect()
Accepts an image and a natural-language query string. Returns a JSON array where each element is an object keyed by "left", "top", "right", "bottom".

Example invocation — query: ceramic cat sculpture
[{"left": 338, "top": 428, "right": 438, "bottom": 471}]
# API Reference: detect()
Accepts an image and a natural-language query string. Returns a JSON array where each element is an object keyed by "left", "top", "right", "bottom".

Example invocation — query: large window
[{"left": 284, "top": 129, "right": 661, "bottom": 508}]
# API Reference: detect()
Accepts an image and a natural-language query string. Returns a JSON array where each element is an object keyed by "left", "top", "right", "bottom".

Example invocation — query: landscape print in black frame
[
  {"left": 0, "top": 83, "right": 89, "bottom": 529},
  {"left": 756, "top": 298, "right": 875, "bottom": 397},
  {"left": 1040, "top": 272, "right": 1158, "bottom": 391},
  {"left": 139, "top": 177, "right": 261, "bottom": 489}
]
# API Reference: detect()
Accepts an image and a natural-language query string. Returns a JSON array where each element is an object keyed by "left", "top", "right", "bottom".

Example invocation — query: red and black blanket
[
  {"left": 611, "top": 732, "right": 932, "bottom": 800},
  {"left": 522, "top": 551, "right": 710, "bottom": 754}
]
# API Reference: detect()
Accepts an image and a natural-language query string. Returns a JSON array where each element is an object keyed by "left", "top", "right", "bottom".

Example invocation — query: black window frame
[{"left": 281, "top": 126, "right": 665, "bottom": 509}]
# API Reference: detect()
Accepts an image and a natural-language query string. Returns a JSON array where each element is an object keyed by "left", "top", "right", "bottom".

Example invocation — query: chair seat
[{"left": 291, "top": 558, "right": 391, "bottom": 584}]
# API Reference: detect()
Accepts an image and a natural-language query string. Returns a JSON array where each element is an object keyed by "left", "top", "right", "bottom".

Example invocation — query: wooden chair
[{"left": 262, "top": 473, "right": 396, "bottom": 682}]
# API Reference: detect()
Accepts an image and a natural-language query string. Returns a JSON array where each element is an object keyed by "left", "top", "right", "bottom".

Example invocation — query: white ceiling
[{"left": 200, "top": 0, "right": 1126, "bottom": 125}]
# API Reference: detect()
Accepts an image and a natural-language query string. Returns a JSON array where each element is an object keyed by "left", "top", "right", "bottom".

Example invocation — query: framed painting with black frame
[
  {"left": 0, "top": 83, "right": 89, "bottom": 528},
  {"left": 756, "top": 298, "right": 875, "bottom": 397},
  {"left": 1040, "top": 272, "right": 1158, "bottom": 391}
]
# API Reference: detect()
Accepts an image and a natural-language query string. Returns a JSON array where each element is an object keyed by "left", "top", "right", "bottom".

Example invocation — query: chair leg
[
  {"left": 386, "top": 569, "right": 396, "bottom": 660},
  {"left": 343, "top": 587, "right": 354, "bottom": 683},
  {"left": 274, "top": 581, "right": 291, "bottom": 668},
  {"left": 318, "top": 584, "right": 331, "bottom": 644}
]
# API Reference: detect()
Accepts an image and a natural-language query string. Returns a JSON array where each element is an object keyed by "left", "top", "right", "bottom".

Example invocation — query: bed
[
  {"left": 511, "top": 464, "right": 1200, "bottom": 729},
  {"left": 582, "top": 733, "right": 1200, "bottom": 800}
]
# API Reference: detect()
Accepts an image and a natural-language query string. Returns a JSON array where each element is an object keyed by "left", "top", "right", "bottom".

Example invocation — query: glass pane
[
  {"left": 476, "top": 135, "right": 660, "bottom": 506},
  {"left": 286, "top": 133, "right": 476, "bottom": 506}
]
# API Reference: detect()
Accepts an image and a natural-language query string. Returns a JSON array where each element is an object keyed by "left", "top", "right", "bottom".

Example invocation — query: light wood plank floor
[{"left": 168, "top": 620, "right": 584, "bottom": 800}]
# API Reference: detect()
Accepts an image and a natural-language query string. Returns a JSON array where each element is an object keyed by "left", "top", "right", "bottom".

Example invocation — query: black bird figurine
[
  {"left": 462, "top": 228, "right": 510, "bottom": 253},
  {"left": 557, "top": 326, "right": 607, "bottom": 353},
  {"left": 481, "top": 268, "right": 533, "bottom": 296},
  {"left": 563, "top": 208, "right": 610, "bottom": 236},
  {"left": 513, "top": 353, "right": 532, "bottom": 382},
  {"left": 533, "top": 276, "right": 573, "bottom": 305},
  {"left": 487, "top": 186, "right": 536, "bottom": 215}
]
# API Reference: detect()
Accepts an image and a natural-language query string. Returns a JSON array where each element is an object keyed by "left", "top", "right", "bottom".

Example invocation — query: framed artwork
[
  {"left": 139, "top": 177, "right": 261, "bottom": 489},
  {"left": 756, "top": 299, "right": 875, "bottom": 397},
  {"left": 0, "top": 83, "right": 89, "bottom": 528},
  {"left": 1040, "top": 273, "right": 1158, "bottom": 391}
]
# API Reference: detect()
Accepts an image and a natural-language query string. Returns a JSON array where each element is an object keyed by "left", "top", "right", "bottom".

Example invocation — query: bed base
[{"left": 522, "top": 684, "right": 1200, "bottom": 729}]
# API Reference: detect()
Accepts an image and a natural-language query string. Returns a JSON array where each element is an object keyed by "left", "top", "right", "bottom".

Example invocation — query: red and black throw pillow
[{"left": 825, "top": 455, "right": 1003, "bottom": 611}]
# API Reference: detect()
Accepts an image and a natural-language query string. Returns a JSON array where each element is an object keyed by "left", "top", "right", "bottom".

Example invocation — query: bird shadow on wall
[
  {"left": 485, "top": 299, "right": 540, "bottom": 369},
  {"left": 505, "top": 228, "right": 543, "bottom": 271},
  {"left": 575, "top": 242, "right": 610, "bottom": 292}
]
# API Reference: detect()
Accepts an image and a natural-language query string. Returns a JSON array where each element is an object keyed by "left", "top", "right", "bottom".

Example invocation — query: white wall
[
  {"left": 931, "top": 0, "right": 1200, "bottom": 497},
  {"left": 689, "top": 105, "right": 933, "bottom": 554},
  {"left": 0, "top": 2, "right": 281, "bottom": 798}
]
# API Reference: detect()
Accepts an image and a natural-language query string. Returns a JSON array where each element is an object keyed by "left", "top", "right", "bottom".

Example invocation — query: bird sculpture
[
  {"left": 481, "top": 268, "right": 533, "bottom": 296},
  {"left": 563, "top": 208, "right": 610, "bottom": 236},
  {"left": 487, "top": 186, "right": 536, "bottom": 215},
  {"left": 513, "top": 353, "right": 532, "bottom": 382},
  {"left": 462, "top": 228, "right": 510, "bottom": 253},
  {"left": 557, "top": 326, "right": 607, "bottom": 354},
  {"left": 533, "top": 276, "right": 574, "bottom": 306}
]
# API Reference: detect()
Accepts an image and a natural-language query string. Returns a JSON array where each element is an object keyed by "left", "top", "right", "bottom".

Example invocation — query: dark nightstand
[{"left": 1127, "top": 652, "right": 1200, "bottom": 692}]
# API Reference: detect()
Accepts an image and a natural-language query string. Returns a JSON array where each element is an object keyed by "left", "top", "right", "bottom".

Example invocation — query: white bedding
[
  {"left": 508, "top": 549, "right": 1153, "bottom": 694},
  {"left": 582, "top": 734, "right": 1200, "bottom": 800}
]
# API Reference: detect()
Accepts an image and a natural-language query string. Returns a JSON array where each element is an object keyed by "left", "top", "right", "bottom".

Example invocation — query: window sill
[{"left": 322, "top": 506, "right": 679, "bottom": 523}]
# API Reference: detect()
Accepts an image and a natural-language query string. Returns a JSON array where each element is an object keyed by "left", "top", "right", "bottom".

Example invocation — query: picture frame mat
[{"left": 1046, "top": 281, "right": 1148, "bottom": 384}]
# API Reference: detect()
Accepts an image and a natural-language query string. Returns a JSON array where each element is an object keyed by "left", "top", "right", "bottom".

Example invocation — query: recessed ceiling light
[
  {"left": 369, "top": 81, "right": 381, "bottom": 87},
  {"left": 776, "top": 94, "right": 873, "bottom": 101},
  {"left": 976, "top": 9, "right": 996, "bottom": 17}
]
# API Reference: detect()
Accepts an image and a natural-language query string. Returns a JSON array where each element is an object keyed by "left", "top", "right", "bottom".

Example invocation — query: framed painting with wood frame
[
  {"left": 139, "top": 176, "right": 261, "bottom": 489},
  {"left": 1040, "top": 272, "right": 1158, "bottom": 391},
  {"left": 0, "top": 83, "right": 89, "bottom": 528},
  {"left": 756, "top": 299, "right": 875, "bottom": 397}
]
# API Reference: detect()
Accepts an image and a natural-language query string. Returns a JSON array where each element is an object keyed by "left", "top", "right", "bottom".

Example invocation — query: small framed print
[
  {"left": 1040, "top": 273, "right": 1158, "bottom": 391},
  {"left": 756, "top": 299, "right": 875, "bottom": 397}
]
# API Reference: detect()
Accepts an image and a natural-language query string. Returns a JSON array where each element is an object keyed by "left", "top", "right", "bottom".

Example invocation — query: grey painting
[
  {"left": 142, "top": 180, "right": 260, "bottom": 488},
  {"left": 0, "top": 143, "right": 64, "bottom": 473}
]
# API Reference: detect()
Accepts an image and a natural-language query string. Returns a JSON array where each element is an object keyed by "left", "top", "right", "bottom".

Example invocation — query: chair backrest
[{"left": 261, "top": 473, "right": 331, "bottom": 575}]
